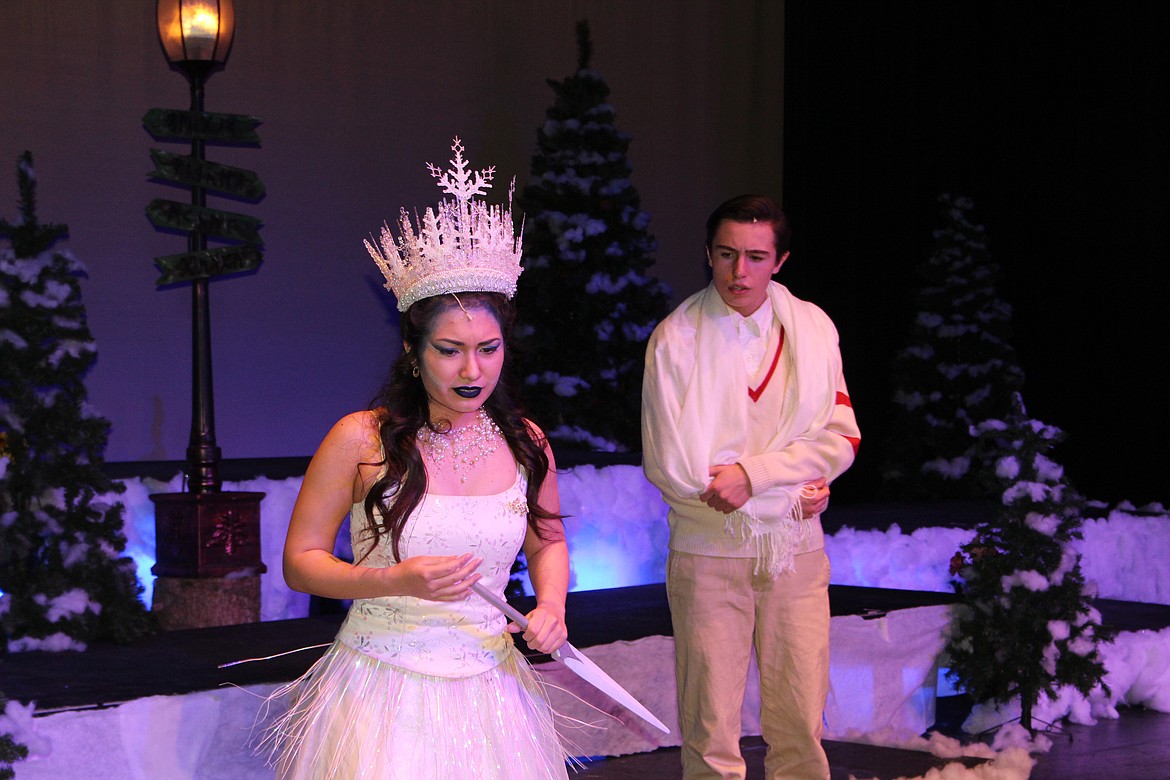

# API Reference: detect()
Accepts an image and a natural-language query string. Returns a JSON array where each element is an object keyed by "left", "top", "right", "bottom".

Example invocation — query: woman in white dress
[{"left": 267, "top": 140, "right": 571, "bottom": 779}]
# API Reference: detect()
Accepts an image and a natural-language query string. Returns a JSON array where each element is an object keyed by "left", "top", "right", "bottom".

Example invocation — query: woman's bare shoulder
[
  {"left": 522, "top": 418, "right": 556, "bottom": 464},
  {"left": 335, "top": 409, "right": 379, "bottom": 430},
  {"left": 522, "top": 416, "right": 546, "bottom": 440},
  {"left": 322, "top": 410, "right": 383, "bottom": 462}
]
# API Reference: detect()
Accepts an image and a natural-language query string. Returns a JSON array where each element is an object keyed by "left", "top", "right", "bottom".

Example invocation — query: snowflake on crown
[{"left": 428, "top": 137, "right": 495, "bottom": 204}]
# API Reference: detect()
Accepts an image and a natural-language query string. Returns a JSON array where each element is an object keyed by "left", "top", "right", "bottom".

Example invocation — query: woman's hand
[
  {"left": 799, "top": 477, "right": 830, "bottom": 517},
  {"left": 508, "top": 603, "right": 568, "bottom": 655},
  {"left": 389, "top": 553, "right": 483, "bottom": 600}
]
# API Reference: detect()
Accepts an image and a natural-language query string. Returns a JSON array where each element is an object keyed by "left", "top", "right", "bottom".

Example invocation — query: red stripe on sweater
[
  {"left": 748, "top": 329, "right": 785, "bottom": 403},
  {"left": 835, "top": 393, "right": 859, "bottom": 452}
]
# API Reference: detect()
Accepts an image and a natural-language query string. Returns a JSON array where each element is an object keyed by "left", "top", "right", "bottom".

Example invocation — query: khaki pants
[{"left": 666, "top": 549, "right": 831, "bottom": 780}]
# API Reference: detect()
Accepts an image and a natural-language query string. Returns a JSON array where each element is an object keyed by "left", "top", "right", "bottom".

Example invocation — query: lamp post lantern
[{"left": 156, "top": 0, "right": 235, "bottom": 68}]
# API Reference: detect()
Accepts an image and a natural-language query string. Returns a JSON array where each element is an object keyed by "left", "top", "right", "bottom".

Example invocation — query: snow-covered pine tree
[
  {"left": 0, "top": 690, "right": 28, "bottom": 779},
  {"left": 881, "top": 194, "right": 1025, "bottom": 499},
  {"left": 0, "top": 152, "right": 154, "bottom": 652},
  {"left": 515, "top": 20, "right": 671, "bottom": 452},
  {"left": 945, "top": 393, "right": 1111, "bottom": 733}
]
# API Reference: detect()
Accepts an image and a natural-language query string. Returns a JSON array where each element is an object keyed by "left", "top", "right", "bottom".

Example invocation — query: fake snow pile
[{"left": 110, "top": 464, "right": 1170, "bottom": 617}]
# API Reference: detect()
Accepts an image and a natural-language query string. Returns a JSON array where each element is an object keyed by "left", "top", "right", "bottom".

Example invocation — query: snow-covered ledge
[{"left": 112, "top": 464, "right": 1170, "bottom": 621}]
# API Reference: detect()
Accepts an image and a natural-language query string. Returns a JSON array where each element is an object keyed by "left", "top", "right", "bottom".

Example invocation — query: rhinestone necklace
[{"left": 416, "top": 409, "right": 503, "bottom": 482}]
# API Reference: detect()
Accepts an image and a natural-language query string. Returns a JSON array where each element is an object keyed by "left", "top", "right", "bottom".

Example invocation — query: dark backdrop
[
  {"left": 782, "top": 2, "right": 1169, "bottom": 506},
  {"left": 3, "top": 2, "right": 1167, "bottom": 509}
]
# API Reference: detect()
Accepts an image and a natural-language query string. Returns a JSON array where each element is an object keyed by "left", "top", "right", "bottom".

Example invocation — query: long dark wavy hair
[{"left": 359, "top": 291, "right": 561, "bottom": 563}]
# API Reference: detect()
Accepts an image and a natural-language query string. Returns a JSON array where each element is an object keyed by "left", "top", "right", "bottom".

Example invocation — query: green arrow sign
[
  {"left": 148, "top": 150, "right": 266, "bottom": 200},
  {"left": 147, "top": 199, "right": 263, "bottom": 244},
  {"left": 155, "top": 244, "right": 263, "bottom": 285},
  {"left": 143, "top": 108, "right": 261, "bottom": 144}
]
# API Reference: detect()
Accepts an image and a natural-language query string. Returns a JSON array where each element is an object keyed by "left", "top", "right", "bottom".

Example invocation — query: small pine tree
[
  {"left": 882, "top": 194, "right": 1025, "bottom": 499},
  {"left": 516, "top": 20, "right": 671, "bottom": 452},
  {"left": 0, "top": 152, "right": 154, "bottom": 652},
  {"left": 0, "top": 690, "right": 29, "bottom": 779},
  {"left": 945, "top": 393, "right": 1112, "bottom": 733}
]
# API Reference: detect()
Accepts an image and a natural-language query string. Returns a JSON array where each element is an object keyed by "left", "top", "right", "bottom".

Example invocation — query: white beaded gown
[{"left": 265, "top": 468, "right": 570, "bottom": 779}]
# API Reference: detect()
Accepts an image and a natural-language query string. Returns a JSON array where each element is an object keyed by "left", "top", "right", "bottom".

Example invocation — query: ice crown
[{"left": 365, "top": 137, "right": 524, "bottom": 312}]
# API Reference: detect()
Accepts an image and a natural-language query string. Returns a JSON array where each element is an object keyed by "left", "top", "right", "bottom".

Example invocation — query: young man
[{"left": 641, "top": 195, "right": 860, "bottom": 779}]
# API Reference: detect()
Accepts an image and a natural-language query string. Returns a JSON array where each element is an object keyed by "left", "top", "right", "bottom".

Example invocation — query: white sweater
[{"left": 642, "top": 282, "right": 860, "bottom": 561}]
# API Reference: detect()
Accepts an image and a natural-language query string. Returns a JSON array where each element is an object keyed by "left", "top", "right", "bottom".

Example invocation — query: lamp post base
[
  {"left": 149, "top": 490, "right": 267, "bottom": 629},
  {"left": 150, "top": 490, "right": 266, "bottom": 576}
]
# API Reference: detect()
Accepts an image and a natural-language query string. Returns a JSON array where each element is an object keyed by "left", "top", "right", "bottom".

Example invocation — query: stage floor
[
  {"left": 571, "top": 706, "right": 1170, "bottom": 780},
  {"left": 3, "top": 583, "right": 1170, "bottom": 778}
]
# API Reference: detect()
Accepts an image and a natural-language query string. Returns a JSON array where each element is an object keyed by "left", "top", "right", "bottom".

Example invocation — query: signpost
[
  {"left": 148, "top": 148, "right": 265, "bottom": 200},
  {"left": 146, "top": 107, "right": 265, "bottom": 286},
  {"left": 143, "top": 107, "right": 261, "bottom": 144}
]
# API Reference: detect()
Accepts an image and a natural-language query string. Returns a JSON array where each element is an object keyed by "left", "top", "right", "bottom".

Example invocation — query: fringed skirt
[{"left": 260, "top": 640, "right": 571, "bottom": 779}]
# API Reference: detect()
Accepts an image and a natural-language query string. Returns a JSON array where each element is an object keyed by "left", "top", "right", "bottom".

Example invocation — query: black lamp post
[
  {"left": 156, "top": 0, "right": 235, "bottom": 494},
  {"left": 148, "top": 0, "right": 266, "bottom": 629}
]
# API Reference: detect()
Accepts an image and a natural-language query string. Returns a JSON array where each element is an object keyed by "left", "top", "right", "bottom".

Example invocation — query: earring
[{"left": 411, "top": 363, "right": 420, "bottom": 378}]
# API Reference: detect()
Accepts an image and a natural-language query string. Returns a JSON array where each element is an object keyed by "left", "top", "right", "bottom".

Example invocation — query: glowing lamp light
[{"left": 156, "top": 0, "right": 235, "bottom": 67}]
